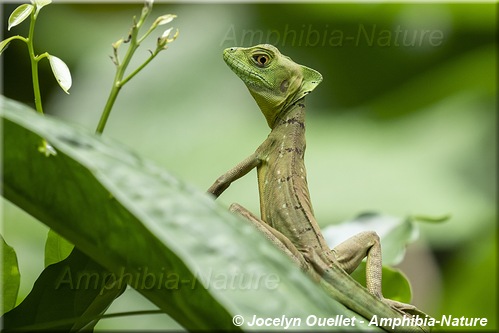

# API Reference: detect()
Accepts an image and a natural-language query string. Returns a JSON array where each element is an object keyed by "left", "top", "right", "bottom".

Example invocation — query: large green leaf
[
  {"left": 1, "top": 96, "right": 370, "bottom": 330},
  {"left": 2, "top": 248, "right": 126, "bottom": 331},
  {"left": 44, "top": 229, "right": 74, "bottom": 267},
  {"left": 2, "top": 235, "right": 20, "bottom": 314}
]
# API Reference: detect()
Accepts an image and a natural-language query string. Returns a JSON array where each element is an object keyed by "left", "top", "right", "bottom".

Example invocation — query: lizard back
[{"left": 256, "top": 100, "right": 331, "bottom": 255}]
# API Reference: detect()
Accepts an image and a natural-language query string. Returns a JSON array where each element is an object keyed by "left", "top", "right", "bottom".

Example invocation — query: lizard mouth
[{"left": 223, "top": 51, "right": 273, "bottom": 90}]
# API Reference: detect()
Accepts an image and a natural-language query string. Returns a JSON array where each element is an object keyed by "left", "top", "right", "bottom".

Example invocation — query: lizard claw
[
  {"left": 383, "top": 299, "right": 434, "bottom": 333},
  {"left": 383, "top": 298, "right": 431, "bottom": 318}
]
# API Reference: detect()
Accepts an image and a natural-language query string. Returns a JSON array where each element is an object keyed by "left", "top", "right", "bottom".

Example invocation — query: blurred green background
[{"left": 2, "top": 2, "right": 496, "bottom": 330}]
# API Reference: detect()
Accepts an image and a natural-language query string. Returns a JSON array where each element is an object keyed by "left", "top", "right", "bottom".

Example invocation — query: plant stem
[
  {"left": 96, "top": 40, "right": 138, "bottom": 134},
  {"left": 96, "top": 85, "right": 119, "bottom": 134},
  {"left": 96, "top": 13, "right": 149, "bottom": 135},
  {"left": 27, "top": 8, "right": 43, "bottom": 114},
  {"left": 100, "top": 310, "right": 164, "bottom": 319},
  {"left": 121, "top": 51, "right": 158, "bottom": 86},
  {"left": 95, "top": 2, "right": 159, "bottom": 135},
  {"left": 14, "top": 309, "right": 164, "bottom": 331}
]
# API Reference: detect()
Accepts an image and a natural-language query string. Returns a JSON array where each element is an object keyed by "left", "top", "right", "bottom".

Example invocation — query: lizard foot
[
  {"left": 383, "top": 299, "right": 433, "bottom": 333},
  {"left": 383, "top": 298, "right": 431, "bottom": 318}
]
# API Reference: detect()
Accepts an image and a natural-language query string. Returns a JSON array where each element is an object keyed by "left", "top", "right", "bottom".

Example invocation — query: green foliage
[
  {"left": 1, "top": 97, "right": 371, "bottom": 330},
  {"left": 44, "top": 230, "right": 74, "bottom": 267},
  {"left": 7, "top": 3, "right": 33, "bottom": 30},
  {"left": 2, "top": 0, "right": 71, "bottom": 114},
  {"left": 97, "top": 3, "right": 178, "bottom": 134},
  {"left": 47, "top": 54, "right": 72, "bottom": 94},
  {"left": 3, "top": 248, "right": 126, "bottom": 331},
  {"left": 441, "top": 231, "right": 497, "bottom": 331},
  {"left": 1, "top": 2, "right": 495, "bottom": 331},
  {"left": 2, "top": 235, "right": 20, "bottom": 314}
]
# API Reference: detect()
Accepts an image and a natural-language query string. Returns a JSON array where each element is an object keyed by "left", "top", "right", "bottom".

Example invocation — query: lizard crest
[{"left": 223, "top": 44, "right": 322, "bottom": 128}]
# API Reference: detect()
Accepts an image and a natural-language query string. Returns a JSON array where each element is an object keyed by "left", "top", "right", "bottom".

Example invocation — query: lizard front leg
[
  {"left": 331, "top": 231, "right": 421, "bottom": 315},
  {"left": 208, "top": 153, "right": 260, "bottom": 198},
  {"left": 207, "top": 153, "right": 310, "bottom": 271}
]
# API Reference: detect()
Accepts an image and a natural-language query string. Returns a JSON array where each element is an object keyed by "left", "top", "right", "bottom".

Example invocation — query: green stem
[
  {"left": 96, "top": 80, "right": 121, "bottom": 134},
  {"left": 27, "top": 8, "right": 43, "bottom": 114},
  {"left": 101, "top": 309, "right": 164, "bottom": 319},
  {"left": 137, "top": 25, "right": 156, "bottom": 44},
  {"left": 121, "top": 50, "right": 158, "bottom": 86},
  {"left": 13, "top": 309, "right": 164, "bottom": 331},
  {"left": 96, "top": 47, "right": 137, "bottom": 135},
  {"left": 96, "top": 31, "right": 137, "bottom": 134},
  {"left": 1, "top": 35, "right": 28, "bottom": 46},
  {"left": 96, "top": 5, "right": 153, "bottom": 135}
]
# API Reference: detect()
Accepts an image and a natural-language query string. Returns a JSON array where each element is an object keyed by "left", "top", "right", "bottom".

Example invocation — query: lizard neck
[{"left": 272, "top": 99, "right": 307, "bottom": 132}]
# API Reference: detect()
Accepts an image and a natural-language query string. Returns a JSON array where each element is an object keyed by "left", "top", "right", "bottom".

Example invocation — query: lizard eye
[{"left": 252, "top": 54, "right": 269, "bottom": 67}]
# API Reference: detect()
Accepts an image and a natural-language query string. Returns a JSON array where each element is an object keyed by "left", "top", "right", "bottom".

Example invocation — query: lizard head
[{"left": 223, "top": 44, "right": 322, "bottom": 128}]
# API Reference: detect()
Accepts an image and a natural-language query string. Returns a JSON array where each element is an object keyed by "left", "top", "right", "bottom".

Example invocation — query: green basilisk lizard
[{"left": 208, "top": 44, "right": 429, "bottom": 332}]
